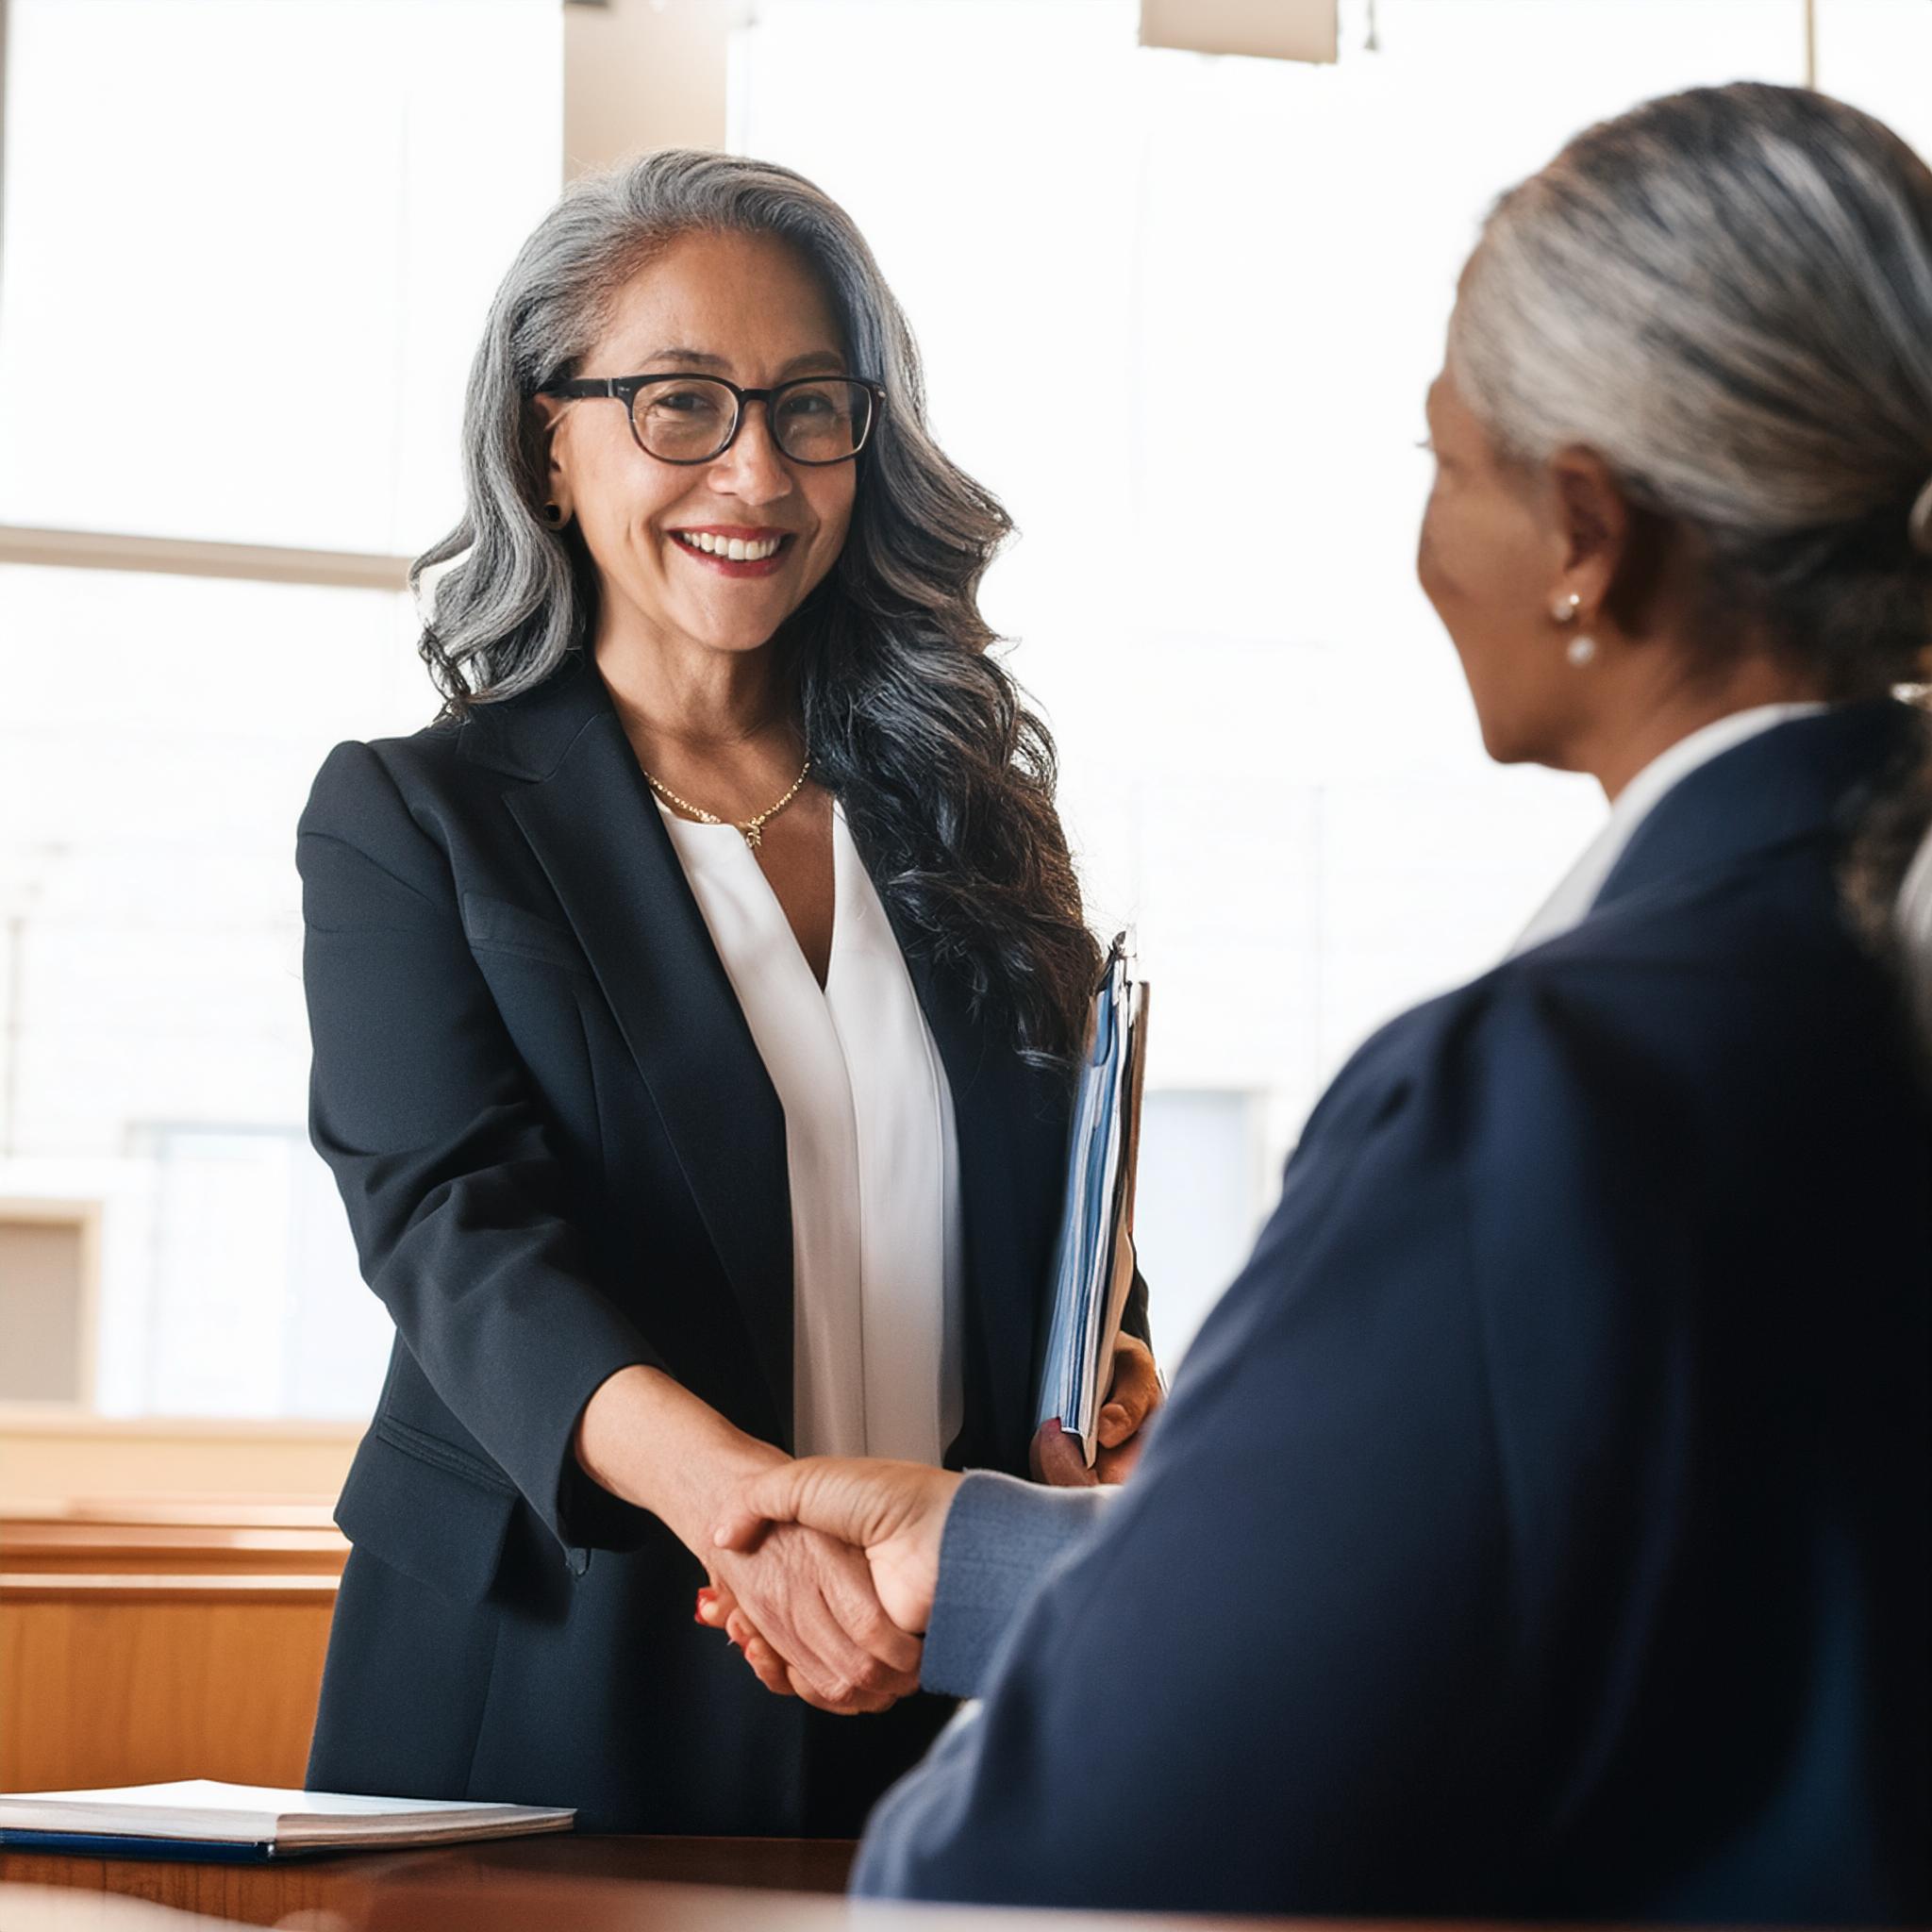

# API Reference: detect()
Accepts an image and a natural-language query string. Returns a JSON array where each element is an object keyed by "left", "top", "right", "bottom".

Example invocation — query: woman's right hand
[
  {"left": 575, "top": 1363, "right": 919, "bottom": 1708},
  {"left": 699, "top": 1457, "right": 966, "bottom": 1708},
  {"left": 705, "top": 1525, "right": 922, "bottom": 1712}
]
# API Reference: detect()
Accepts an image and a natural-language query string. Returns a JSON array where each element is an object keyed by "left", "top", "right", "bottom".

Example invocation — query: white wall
[
  {"left": 2, "top": 0, "right": 1925, "bottom": 1404},
  {"left": 729, "top": 0, "right": 1895, "bottom": 1354}
]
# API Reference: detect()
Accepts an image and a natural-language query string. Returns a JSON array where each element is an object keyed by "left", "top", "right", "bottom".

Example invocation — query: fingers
[
  {"left": 708, "top": 1547, "right": 850, "bottom": 1702},
  {"left": 1033, "top": 1418, "right": 1101, "bottom": 1489},
  {"left": 1095, "top": 1337, "right": 1165, "bottom": 1451},
  {"left": 786, "top": 1665, "right": 898, "bottom": 1716},
  {"left": 694, "top": 1584, "right": 738, "bottom": 1630},
  {"left": 707, "top": 1563, "right": 917, "bottom": 1712},
  {"left": 816, "top": 1536, "right": 924, "bottom": 1679},
  {"left": 1104, "top": 1337, "right": 1163, "bottom": 1424},
  {"left": 786, "top": 1550, "right": 917, "bottom": 1703},
  {"left": 727, "top": 1607, "right": 900, "bottom": 1713},
  {"left": 710, "top": 1524, "right": 915, "bottom": 1707},
  {"left": 726, "top": 1610, "right": 793, "bottom": 1698}
]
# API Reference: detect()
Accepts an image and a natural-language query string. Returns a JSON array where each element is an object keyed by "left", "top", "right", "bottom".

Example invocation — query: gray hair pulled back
[
  {"left": 1451, "top": 81, "right": 1932, "bottom": 1036},
  {"left": 414, "top": 149, "right": 1098, "bottom": 1065}
]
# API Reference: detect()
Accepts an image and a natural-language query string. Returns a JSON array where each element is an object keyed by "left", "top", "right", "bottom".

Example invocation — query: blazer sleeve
[
  {"left": 854, "top": 967, "right": 1704, "bottom": 1915},
  {"left": 919, "top": 1474, "right": 1117, "bottom": 1698},
  {"left": 298, "top": 739, "right": 667, "bottom": 1560}
]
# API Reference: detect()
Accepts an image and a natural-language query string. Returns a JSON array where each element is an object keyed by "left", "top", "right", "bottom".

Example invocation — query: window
[
  {"left": 733, "top": 0, "right": 1893, "bottom": 1302},
  {"left": 5, "top": 0, "right": 1919, "bottom": 1419},
  {"left": 0, "top": 0, "right": 561, "bottom": 1421}
]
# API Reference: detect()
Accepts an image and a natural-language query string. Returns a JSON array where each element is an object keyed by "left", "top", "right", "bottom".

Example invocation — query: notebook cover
[{"left": 0, "top": 1830, "right": 284, "bottom": 1863}]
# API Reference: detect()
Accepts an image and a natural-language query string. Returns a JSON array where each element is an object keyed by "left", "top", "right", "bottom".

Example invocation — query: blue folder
[
  {"left": 1034, "top": 932, "right": 1148, "bottom": 1461},
  {"left": 0, "top": 1830, "right": 279, "bottom": 1862}
]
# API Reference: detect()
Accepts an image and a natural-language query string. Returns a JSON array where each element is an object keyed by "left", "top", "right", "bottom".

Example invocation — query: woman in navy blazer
[
  {"left": 296, "top": 150, "right": 1155, "bottom": 1836},
  {"left": 706, "top": 85, "right": 1932, "bottom": 1917}
]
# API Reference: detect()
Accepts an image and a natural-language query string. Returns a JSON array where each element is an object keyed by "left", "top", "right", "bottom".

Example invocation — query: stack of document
[
  {"left": 0, "top": 1780, "right": 574, "bottom": 1862},
  {"left": 1035, "top": 932, "right": 1150, "bottom": 1466}
]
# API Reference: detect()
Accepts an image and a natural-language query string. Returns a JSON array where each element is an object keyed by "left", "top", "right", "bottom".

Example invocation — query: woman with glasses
[{"left": 293, "top": 150, "right": 1159, "bottom": 1835}]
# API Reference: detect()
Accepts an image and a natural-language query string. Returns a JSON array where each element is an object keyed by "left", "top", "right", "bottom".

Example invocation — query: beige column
[{"left": 564, "top": 0, "right": 757, "bottom": 178}]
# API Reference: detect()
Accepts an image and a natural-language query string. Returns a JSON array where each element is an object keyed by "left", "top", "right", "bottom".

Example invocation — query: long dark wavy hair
[{"left": 412, "top": 150, "right": 1099, "bottom": 1068}]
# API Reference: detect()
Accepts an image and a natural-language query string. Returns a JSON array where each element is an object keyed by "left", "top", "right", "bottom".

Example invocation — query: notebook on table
[{"left": 0, "top": 1779, "right": 575, "bottom": 1862}]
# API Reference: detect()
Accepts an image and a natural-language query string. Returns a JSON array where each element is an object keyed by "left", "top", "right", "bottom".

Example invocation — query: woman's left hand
[{"left": 1031, "top": 1333, "right": 1163, "bottom": 1488}]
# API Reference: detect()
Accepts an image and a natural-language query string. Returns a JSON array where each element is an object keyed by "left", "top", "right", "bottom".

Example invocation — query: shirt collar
[{"left": 1507, "top": 702, "right": 1831, "bottom": 958}]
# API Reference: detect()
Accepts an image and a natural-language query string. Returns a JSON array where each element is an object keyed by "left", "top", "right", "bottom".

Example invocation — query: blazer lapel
[{"left": 473, "top": 655, "right": 796, "bottom": 1442}]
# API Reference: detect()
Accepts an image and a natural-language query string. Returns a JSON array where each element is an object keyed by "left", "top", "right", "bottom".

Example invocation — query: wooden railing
[{"left": 0, "top": 1501, "right": 345, "bottom": 1791}]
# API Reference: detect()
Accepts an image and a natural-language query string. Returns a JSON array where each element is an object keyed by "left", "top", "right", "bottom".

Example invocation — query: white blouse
[{"left": 655, "top": 794, "right": 965, "bottom": 1465}]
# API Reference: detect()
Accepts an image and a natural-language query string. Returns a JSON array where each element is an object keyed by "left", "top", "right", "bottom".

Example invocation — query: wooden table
[
  {"left": 0, "top": 1837, "right": 1300, "bottom": 1929},
  {"left": 2, "top": 1842, "right": 1861, "bottom": 1932},
  {"left": 0, "top": 1834, "right": 850, "bottom": 1924}
]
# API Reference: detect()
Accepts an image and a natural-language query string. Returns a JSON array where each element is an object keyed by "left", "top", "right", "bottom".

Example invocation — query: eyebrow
[{"left": 637, "top": 345, "right": 848, "bottom": 377}]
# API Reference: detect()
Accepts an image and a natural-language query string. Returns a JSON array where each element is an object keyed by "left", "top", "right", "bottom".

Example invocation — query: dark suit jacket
[
  {"left": 295, "top": 645, "right": 1137, "bottom": 1834},
  {"left": 855, "top": 699, "right": 1932, "bottom": 1920}
]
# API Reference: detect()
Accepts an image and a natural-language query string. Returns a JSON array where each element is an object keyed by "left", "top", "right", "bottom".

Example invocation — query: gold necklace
[{"left": 641, "top": 756, "right": 812, "bottom": 850}]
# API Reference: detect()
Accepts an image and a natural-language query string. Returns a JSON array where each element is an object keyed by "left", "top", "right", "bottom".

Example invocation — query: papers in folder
[{"left": 1035, "top": 931, "right": 1149, "bottom": 1466}]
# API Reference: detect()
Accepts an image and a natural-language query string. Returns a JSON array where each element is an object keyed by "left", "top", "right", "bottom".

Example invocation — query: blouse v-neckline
[
  {"left": 652, "top": 789, "right": 966, "bottom": 1464},
  {"left": 653, "top": 792, "right": 847, "bottom": 996}
]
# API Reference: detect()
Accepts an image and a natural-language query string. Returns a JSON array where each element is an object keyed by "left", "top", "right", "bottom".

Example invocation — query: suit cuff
[{"left": 920, "top": 1472, "right": 1114, "bottom": 1699}]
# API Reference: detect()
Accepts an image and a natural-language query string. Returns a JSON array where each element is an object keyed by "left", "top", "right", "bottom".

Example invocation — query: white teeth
[{"left": 677, "top": 531, "right": 783, "bottom": 560}]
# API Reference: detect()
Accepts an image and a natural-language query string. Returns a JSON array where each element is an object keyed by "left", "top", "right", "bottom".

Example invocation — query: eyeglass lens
[{"left": 631, "top": 377, "right": 874, "bottom": 463}]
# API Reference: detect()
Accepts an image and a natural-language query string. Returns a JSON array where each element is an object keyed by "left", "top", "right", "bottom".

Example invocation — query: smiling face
[{"left": 535, "top": 228, "right": 858, "bottom": 664}]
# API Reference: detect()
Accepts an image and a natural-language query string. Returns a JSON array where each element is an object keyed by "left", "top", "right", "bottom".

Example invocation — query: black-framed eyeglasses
[{"left": 537, "top": 372, "right": 885, "bottom": 466}]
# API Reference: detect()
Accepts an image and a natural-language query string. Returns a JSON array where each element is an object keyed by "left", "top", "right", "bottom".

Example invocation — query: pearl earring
[{"left": 1551, "top": 591, "right": 1596, "bottom": 667}]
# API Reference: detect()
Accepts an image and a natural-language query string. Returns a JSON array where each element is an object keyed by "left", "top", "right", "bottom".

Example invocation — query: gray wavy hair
[
  {"left": 1450, "top": 82, "right": 1932, "bottom": 1035},
  {"left": 412, "top": 149, "right": 1099, "bottom": 1065}
]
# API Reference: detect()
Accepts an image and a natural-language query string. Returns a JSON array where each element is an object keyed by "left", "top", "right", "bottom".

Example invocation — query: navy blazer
[
  {"left": 295, "top": 645, "right": 1124, "bottom": 1834},
  {"left": 855, "top": 700, "right": 1932, "bottom": 1920}
]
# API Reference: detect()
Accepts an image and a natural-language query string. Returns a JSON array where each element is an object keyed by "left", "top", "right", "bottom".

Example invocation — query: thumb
[
  {"left": 715, "top": 1456, "right": 899, "bottom": 1553},
  {"left": 712, "top": 1461, "right": 807, "bottom": 1553}
]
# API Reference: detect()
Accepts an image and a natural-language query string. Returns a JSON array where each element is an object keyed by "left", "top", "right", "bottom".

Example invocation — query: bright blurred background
[{"left": 1, "top": 0, "right": 1927, "bottom": 1460}]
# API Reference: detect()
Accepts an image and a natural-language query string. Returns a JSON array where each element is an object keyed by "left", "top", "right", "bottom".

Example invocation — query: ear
[
  {"left": 529, "top": 393, "right": 575, "bottom": 519},
  {"left": 1544, "top": 445, "right": 1633, "bottom": 625}
]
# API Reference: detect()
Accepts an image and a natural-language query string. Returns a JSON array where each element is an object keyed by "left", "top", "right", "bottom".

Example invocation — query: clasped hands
[{"left": 695, "top": 1335, "right": 1160, "bottom": 1714}]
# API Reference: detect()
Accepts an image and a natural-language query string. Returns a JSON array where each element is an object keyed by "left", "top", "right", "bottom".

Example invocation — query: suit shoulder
[
  {"left": 296, "top": 713, "right": 485, "bottom": 907},
  {"left": 1306, "top": 932, "right": 1726, "bottom": 1160},
  {"left": 302, "top": 708, "right": 491, "bottom": 827},
  {"left": 309, "top": 710, "right": 469, "bottom": 791},
  {"left": 1507, "top": 857, "right": 1894, "bottom": 1070}
]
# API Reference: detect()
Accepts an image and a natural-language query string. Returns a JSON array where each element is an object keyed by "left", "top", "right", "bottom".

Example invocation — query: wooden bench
[{"left": 0, "top": 1500, "right": 341, "bottom": 1792}]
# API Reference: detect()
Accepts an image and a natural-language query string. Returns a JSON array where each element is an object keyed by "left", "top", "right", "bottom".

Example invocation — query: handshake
[{"left": 693, "top": 1334, "right": 1160, "bottom": 1714}]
